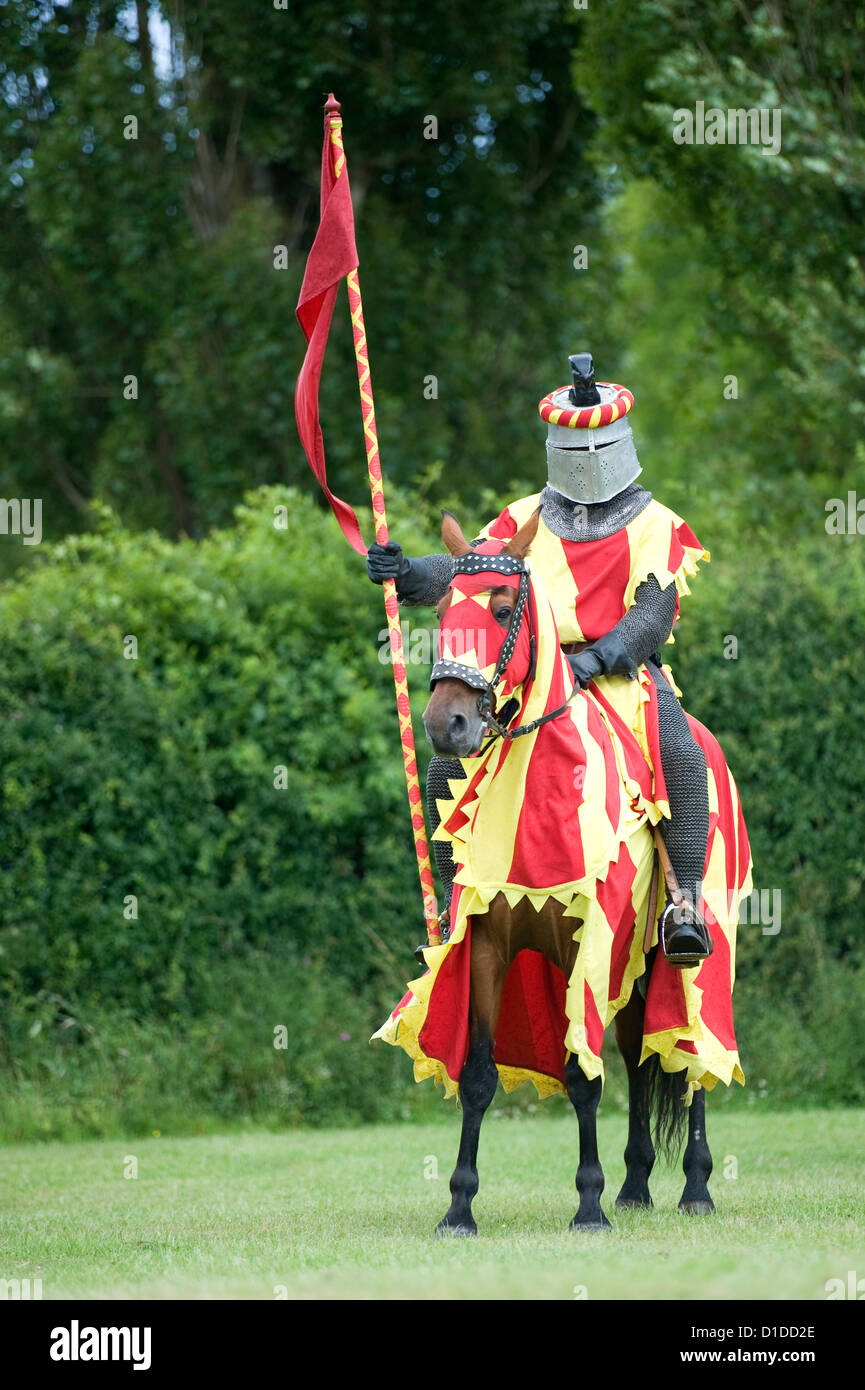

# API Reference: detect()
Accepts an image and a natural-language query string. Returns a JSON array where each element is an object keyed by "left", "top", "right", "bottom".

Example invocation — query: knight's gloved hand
[
  {"left": 366, "top": 540, "right": 406, "bottom": 583},
  {"left": 365, "top": 541, "right": 431, "bottom": 602},
  {"left": 592, "top": 630, "right": 638, "bottom": 681},
  {"left": 567, "top": 649, "right": 604, "bottom": 688},
  {"left": 567, "top": 631, "right": 639, "bottom": 688}
]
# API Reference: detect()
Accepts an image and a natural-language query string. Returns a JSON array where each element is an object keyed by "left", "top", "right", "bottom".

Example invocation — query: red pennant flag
[{"left": 294, "top": 98, "right": 366, "bottom": 555}]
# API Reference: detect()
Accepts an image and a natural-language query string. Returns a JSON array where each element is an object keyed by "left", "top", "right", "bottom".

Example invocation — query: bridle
[{"left": 429, "top": 550, "right": 579, "bottom": 744}]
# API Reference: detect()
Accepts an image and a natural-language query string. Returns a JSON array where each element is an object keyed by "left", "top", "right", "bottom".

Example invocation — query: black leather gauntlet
[{"left": 366, "top": 541, "right": 434, "bottom": 603}]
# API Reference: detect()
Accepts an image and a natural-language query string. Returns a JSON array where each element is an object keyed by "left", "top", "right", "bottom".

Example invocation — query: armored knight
[{"left": 367, "top": 354, "right": 713, "bottom": 967}]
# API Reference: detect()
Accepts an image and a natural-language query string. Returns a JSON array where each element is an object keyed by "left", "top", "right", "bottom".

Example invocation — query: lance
[{"left": 321, "top": 95, "right": 441, "bottom": 947}]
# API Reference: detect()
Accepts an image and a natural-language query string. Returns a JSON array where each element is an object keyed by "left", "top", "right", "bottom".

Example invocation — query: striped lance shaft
[{"left": 327, "top": 100, "right": 440, "bottom": 946}]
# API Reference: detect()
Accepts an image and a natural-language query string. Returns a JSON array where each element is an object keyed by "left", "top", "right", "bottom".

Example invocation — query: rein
[{"left": 429, "top": 551, "right": 578, "bottom": 745}]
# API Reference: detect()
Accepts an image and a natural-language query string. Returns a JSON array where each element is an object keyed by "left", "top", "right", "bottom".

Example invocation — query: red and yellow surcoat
[
  {"left": 477, "top": 492, "right": 708, "bottom": 772},
  {"left": 478, "top": 492, "right": 708, "bottom": 647},
  {"left": 373, "top": 496, "right": 748, "bottom": 1098}
]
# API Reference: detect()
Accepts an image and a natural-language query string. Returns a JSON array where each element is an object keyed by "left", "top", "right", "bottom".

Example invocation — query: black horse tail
[{"left": 641, "top": 1053, "right": 689, "bottom": 1163}]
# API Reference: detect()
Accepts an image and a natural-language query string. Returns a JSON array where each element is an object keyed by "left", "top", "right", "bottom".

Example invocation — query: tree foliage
[
  {"left": 0, "top": 487, "right": 441, "bottom": 1135},
  {"left": 0, "top": 0, "right": 606, "bottom": 557},
  {"left": 575, "top": 0, "right": 865, "bottom": 504}
]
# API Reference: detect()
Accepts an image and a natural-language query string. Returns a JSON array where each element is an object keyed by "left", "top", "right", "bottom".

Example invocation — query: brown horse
[{"left": 420, "top": 510, "right": 722, "bottom": 1235}]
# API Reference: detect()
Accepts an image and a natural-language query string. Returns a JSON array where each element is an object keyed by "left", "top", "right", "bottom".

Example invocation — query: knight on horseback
[{"left": 366, "top": 354, "right": 713, "bottom": 968}]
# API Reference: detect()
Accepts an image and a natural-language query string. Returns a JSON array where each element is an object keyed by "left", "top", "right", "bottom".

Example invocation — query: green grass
[{"left": 1, "top": 1108, "right": 862, "bottom": 1300}]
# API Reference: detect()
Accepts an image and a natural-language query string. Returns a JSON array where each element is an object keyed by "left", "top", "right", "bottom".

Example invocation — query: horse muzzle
[{"left": 423, "top": 680, "right": 489, "bottom": 758}]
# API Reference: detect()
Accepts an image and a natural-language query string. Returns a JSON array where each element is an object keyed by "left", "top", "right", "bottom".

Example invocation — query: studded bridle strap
[{"left": 451, "top": 551, "right": 526, "bottom": 579}]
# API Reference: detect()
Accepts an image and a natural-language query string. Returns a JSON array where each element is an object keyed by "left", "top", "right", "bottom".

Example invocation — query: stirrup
[{"left": 659, "top": 899, "right": 713, "bottom": 970}]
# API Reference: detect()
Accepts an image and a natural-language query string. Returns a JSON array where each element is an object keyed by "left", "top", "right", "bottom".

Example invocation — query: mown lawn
[{"left": 1, "top": 1108, "right": 862, "bottom": 1300}]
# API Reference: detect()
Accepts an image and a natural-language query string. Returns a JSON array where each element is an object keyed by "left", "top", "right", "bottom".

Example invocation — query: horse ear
[
  {"left": 504, "top": 505, "right": 542, "bottom": 561},
  {"left": 441, "top": 509, "right": 472, "bottom": 556}
]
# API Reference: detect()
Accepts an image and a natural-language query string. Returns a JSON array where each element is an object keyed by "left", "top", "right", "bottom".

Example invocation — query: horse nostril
[{"left": 448, "top": 712, "right": 468, "bottom": 740}]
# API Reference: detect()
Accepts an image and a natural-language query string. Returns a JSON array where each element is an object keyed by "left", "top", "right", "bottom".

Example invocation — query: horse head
[{"left": 423, "top": 508, "right": 541, "bottom": 758}]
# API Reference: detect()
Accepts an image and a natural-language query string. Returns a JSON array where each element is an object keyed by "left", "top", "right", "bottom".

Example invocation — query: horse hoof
[
  {"left": 615, "top": 1194, "right": 653, "bottom": 1210},
  {"left": 435, "top": 1219, "right": 477, "bottom": 1238},
  {"left": 679, "top": 1198, "right": 715, "bottom": 1216},
  {"left": 569, "top": 1213, "right": 612, "bottom": 1231}
]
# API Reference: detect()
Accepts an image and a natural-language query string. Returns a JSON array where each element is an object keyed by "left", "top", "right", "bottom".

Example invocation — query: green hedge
[
  {"left": 0, "top": 488, "right": 442, "bottom": 1139},
  {"left": 1, "top": 487, "right": 862, "bottom": 1138},
  {"left": 674, "top": 525, "right": 865, "bottom": 1105}
]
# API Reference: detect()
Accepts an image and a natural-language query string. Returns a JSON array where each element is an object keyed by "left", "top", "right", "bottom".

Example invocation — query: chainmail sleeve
[
  {"left": 397, "top": 553, "right": 455, "bottom": 607},
  {"left": 609, "top": 574, "right": 678, "bottom": 666}
]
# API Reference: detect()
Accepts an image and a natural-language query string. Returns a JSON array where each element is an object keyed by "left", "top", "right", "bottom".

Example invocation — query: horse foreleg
[
  {"left": 435, "top": 1027, "right": 498, "bottom": 1238},
  {"left": 436, "top": 922, "right": 504, "bottom": 1238},
  {"left": 566, "top": 1055, "right": 611, "bottom": 1230},
  {"left": 614, "top": 987, "right": 655, "bottom": 1209},
  {"left": 678, "top": 1086, "right": 715, "bottom": 1215}
]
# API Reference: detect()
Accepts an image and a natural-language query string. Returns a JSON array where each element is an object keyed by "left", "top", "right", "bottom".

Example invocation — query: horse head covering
[
  {"left": 539, "top": 353, "right": 641, "bottom": 504},
  {"left": 431, "top": 545, "right": 532, "bottom": 703}
]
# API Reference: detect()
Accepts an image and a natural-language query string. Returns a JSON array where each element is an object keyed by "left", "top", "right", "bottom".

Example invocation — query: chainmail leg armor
[
  {"left": 426, "top": 756, "right": 466, "bottom": 908},
  {"left": 648, "top": 662, "right": 709, "bottom": 911}
]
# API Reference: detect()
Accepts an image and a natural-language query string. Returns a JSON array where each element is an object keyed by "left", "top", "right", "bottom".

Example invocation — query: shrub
[
  {"left": 675, "top": 526, "right": 865, "bottom": 1102},
  {"left": 0, "top": 487, "right": 440, "bottom": 1138}
]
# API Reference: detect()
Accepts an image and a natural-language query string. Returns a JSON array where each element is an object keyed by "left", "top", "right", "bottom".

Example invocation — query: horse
[{"left": 374, "top": 507, "right": 750, "bottom": 1235}]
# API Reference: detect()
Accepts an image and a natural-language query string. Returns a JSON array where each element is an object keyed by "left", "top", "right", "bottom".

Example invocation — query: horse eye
[{"left": 494, "top": 607, "right": 512, "bottom": 624}]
